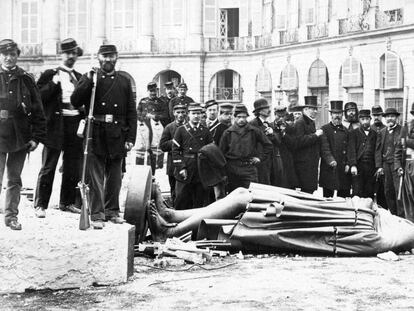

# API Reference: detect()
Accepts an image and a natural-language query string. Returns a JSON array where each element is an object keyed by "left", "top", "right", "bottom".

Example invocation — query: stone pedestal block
[{"left": 0, "top": 207, "right": 134, "bottom": 294}]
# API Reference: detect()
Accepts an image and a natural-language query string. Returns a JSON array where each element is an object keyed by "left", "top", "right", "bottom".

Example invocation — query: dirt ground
[{"left": 1, "top": 149, "right": 414, "bottom": 310}]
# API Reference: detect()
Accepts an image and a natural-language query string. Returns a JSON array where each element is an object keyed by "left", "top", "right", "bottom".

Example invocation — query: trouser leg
[
  {"left": 4, "top": 149, "right": 27, "bottom": 224},
  {"left": 175, "top": 181, "right": 193, "bottom": 210},
  {"left": 337, "top": 189, "right": 351, "bottom": 198},
  {"left": 383, "top": 162, "right": 397, "bottom": 214},
  {"left": 34, "top": 146, "right": 60, "bottom": 209},
  {"left": 168, "top": 175, "right": 176, "bottom": 204},
  {"left": 0, "top": 152, "right": 6, "bottom": 214},
  {"left": 87, "top": 153, "right": 105, "bottom": 221},
  {"left": 104, "top": 157, "right": 123, "bottom": 219}
]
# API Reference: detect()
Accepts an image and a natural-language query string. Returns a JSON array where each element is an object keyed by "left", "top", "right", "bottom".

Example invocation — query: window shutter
[
  {"left": 203, "top": 0, "right": 217, "bottom": 38},
  {"left": 288, "top": 64, "right": 298, "bottom": 90},
  {"left": 172, "top": 0, "right": 183, "bottom": 26},
  {"left": 342, "top": 57, "right": 351, "bottom": 86},
  {"left": 257, "top": 68, "right": 272, "bottom": 92},
  {"left": 317, "top": 0, "right": 329, "bottom": 23},
  {"left": 233, "top": 71, "right": 240, "bottom": 89},
  {"left": 239, "top": 0, "right": 249, "bottom": 37},
  {"left": 385, "top": 52, "right": 401, "bottom": 89},
  {"left": 309, "top": 60, "right": 328, "bottom": 87},
  {"left": 276, "top": 0, "right": 287, "bottom": 29},
  {"left": 350, "top": 57, "right": 361, "bottom": 86},
  {"left": 252, "top": 0, "right": 263, "bottom": 36},
  {"left": 288, "top": 0, "right": 299, "bottom": 28}
]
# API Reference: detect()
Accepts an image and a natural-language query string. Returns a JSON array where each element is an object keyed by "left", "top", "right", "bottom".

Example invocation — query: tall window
[
  {"left": 162, "top": 0, "right": 183, "bottom": 27},
  {"left": 65, "top": 0, "right": 88, "bottom": 44},
  {"left": 263, "top": 0, "right": 273, "bottom": 34},
  {"left": 111, "top": 0, "right": 135, "bottom": 39},
  {"left": 308, "top": 59, "right": 329, "bottom": 88},
  {"left": 21, "top": 0, "right": 39, "bottom": 44}
]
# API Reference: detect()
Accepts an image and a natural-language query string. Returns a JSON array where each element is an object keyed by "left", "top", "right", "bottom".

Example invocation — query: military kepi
[
  {"left": 0, "top": 39, "right": 20, "bottom": 55},
  {"left": 147, "top": 82, "right": 157, "bottom": 91},
  {"left": 98, "top": 44, "right": 117, "bottom": 55},
  {"left": 329, "top": 100, "right": 343, "bottom": 113},
  {"left": 187, "top": 102, "right": 202, "bottom": 111}
]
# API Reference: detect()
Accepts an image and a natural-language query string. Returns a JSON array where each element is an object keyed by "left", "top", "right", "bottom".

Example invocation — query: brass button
[{"left": 102, "top": 102, "right": 106, "bottom": 106}]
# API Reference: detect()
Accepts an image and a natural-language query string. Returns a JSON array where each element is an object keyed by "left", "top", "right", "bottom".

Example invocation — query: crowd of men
[{"left": 0, "top": 38, "right": 413, "bottom": 232}]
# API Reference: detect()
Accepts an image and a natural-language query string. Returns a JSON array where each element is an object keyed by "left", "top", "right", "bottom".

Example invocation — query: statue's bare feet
[
  {"left": 147, "top": 202, "right": 176, "bottom": 242},
  {"left": 151, "top": 182, "right": 175, "bottom": 222}
]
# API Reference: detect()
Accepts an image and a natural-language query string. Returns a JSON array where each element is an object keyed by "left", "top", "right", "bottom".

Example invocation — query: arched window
[
  {"left": 380, "top": 51, "right": 404, "bottom": 89},
  {"left": 341, "top": 57, "right": 363, "bottom": 88},
  {"left": 308, "top": 59, "right": 329, "bottom": 88},
  {"left": 209, "top": 69, "right": 242, "bottom": 102},
  {"left": 153, "top": 70, "right": 183, "bottom": 96},
  {"left": 256, "top": 68, "right": 272, "bottom": 94},
  {"left": 280, "top": 64, "right": 298, "bottom": 91}
]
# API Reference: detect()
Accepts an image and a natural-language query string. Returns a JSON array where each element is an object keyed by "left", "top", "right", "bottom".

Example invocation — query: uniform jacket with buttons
[
  {"left": 319, "top": 122, "right": 351, "bottom": 191},
  {"left": 71, "top": 69, "right": 137, "bottom": 159},
  {"left": 172, "top": 123, "right": 213, "bottom": 183},
  {"left": 137, "top": 96, "right": 170, "bottom": 128},
  {"left": 208, "top": 119, "right": 229, "bottom": 145},
  {"left": 0, "top": 66, "right": 46, "bottom": 152},
  {"left": 159, "top": 120, "right": 183, "bottom": 176},
  {"left": 348, "top": 127, "right": 377, "bottom": 167},
  {"left": 36, "top": 68, "right": 82, "bottom": 149},
  {"left": 375, "top": 124, "right": 401, "bottom": 169}
]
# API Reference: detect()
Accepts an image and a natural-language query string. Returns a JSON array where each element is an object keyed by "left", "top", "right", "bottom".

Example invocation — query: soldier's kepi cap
[
  {"left": 358, "top": 109, "right": 371, "bottom": 118},
  {"left": 178, "top": 82, "right": 188, "bottom": 89},
  {"left": 0, "top": 39, "right": 20, "bottom": 55},
  {"left": 164, "top": 81, "right": 174, "bottom": 88},
  {"left": 371, "top": 105, "right": 384, "bottom": 116},
  {"left": 97, "top": 44, "right": 118, "bottom": 55},
  {"left": 219, "top": 102, "right": 234, "bottom": 110},
  {"left": 147, "top": 81, "right": 157, "bottom": 91},
  {"left": 234, "top": 104, "right": 249, "bottom": 116},
  {"left": 187, "top": 102, "right": 202, "bottom": 112},
  {"left": 60, "top": 38, "right": 83, "bottom": 56},
  {"left": 173, "top": 104, "right": 186, "bottom": 111},
  {"left": 205, "top": 99, "right": 217, "bottom": 109}
]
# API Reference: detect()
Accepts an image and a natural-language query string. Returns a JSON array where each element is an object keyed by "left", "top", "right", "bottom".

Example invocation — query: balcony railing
[
  {"left": 206, "top": 37, "right": 254, "bottom": 52},
  {"left": 254, "top": 34, "right": 273, "bottom": 49},
  {"left": 376, "top": 9, "right": 403, "bottom": 29},
  {"left": 213, "top": 87, "right": 242, "bottom": 102},
  {"left": 338, "top": 15, "right": 370, "bottom": 35},
  {"left": 151, "top": 38, "right": 185, "bottom": 54},
  {"left": 307, "top": 23, "right": 329, "bottom": 40},
  {"left": 20, "top": 43, "right": 42, "bottom": 56},
  {"left": 279, "top": 29, "right": 299, "bottom": 44},
  {"left": 110, "top": 39, "right": 140, "bottom": 53}
]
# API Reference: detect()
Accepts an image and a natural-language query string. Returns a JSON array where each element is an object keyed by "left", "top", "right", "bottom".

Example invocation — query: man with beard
[
  {"left": 138, "top": 82, "right": 170, "bottom": 128},
  {"left": 159, "top": 104, "right": 187, "bottom": 205},
  {"left": 288, "top": 103, "right": 303, "bottom": 123},
  {"left": 319, "top": 101, "right": 351, "bottom": 198},
  {"left": 0, "top": 39, "right": 46, "bottom": 230},
  {"left": 34, "top": 38, "right": 84, "bottom": 218},
  {"left": 293, "top": 96, "right": 323, "bottom": 194},
  {"left": 371, "top": 105, "right": 386, "bottom": 133},
  {"left": 220, "top": 104, "right": 272, "bottom": 192},
  {"left": 168, "top": 82, "right": 194, "bottom": 120},
  {"left": 375, "top": 108, "right": 402, "bottom": 216},
  {"left": 343, "top": 102, "right": 360, "bottom": 130},
  {"left": 172, "top": 103, "right": 213, "bottom": 210},
  {"left": 249, "top": 98, "right": 274, "bottom": 185},
  {"left": 71, "top": 44, "right": 137, "bottom": 229},
  {"left": 348, "top": 109, "right": 377, "bottom": 198}
]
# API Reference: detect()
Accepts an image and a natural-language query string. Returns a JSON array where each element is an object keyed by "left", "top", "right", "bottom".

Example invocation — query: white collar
[
  {"left": 1, "top": 65, "right": 16, "bottom": 72},
  {"left": 59, "top": 64, "right": 74, "bottom": 72}
]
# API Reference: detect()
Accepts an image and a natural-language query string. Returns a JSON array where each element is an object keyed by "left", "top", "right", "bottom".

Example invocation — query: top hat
[
  {"left": 97, "top": 44, "right": 118, "bottom": 55},
  {"left": 329, "top": 101, "right": 343, "bottom": 113},
  {"left": 344, "top": 102, "right": 358, "bottom": 111},
  {"left": 411, "top": 103, "right": 414, "bottom": 115},
  {"left": 358, "top": 109, "right": 371, "bottom": 118},
  {"left": 205, "top": 99, "right": 217, "bottom": 109},
  {"left": 253, "top": 98, "right": 270, "bottom": 113},
  {"left": 173, "top": 104, "right": 187, "bottom": 111},
  {"left": 234, "top": 104, "right": 249, "bottom": 116},
  {"left": 178, "top": 82, "right": 188, "bottom": 89},
  {"left": 147, "top": 82, "right": 157, "bottom": 91},
  {"left": 288, "top": 103, "right": 303, "bottom": 112},
  {"left": 382, "top": 107, "right": 401, "bottom": 117},
  {"left": 187, "top": 102, "right": 202, "bottom": 112},
  {"left": 304, "top": 96, "right": 318, "bottom": 108},
  {"left": 164, "top": 81, "right": 174, "bottom": 88},
  {"left": 0, "top": 39, "right": 20, "bottom": 55},
  {"left": 60, "top": 38, "right": 83, "bottom": 56},
  {"left": 371, "top": 105, "right": 383, "bottom": 115}
]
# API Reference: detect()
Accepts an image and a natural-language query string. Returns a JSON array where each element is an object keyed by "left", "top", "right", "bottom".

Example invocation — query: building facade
[{"left": 1, "top": 0, "right": 413, "bottom": 126}]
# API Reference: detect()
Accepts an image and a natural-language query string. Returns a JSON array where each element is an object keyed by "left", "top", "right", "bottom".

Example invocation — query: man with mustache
[
  {"left": 34, "top": 38, "right": 84, "bottom": 218},
  {"left": 159, "top": 81, "right": 176, "bottom": 124},
  {"left": 288, "top": 103, "right": 303, "bottom": 123},
  {"left": 0, "top": 39, "right": 46, "bottom": 230},
  {"left": 168, "top": 82, "right": 194, "bottom": 120},
  {"left": 71, "top": 44, "right": 137, "bottom": 229},
  {"left": 348, "top": 109, "right": 377, "bottom": 198},
  {"left": 343, "top": 102, "right": 360, "bottom": 130},
  {"left": 172, "top": 103, "right": 213, "bottom": 210},
  {"left": 319, "top": 101, "right": 351, "bottom": 198},
  {"left": 220, "top": 104, "right": 272, "bottom": 192},
  {"left": 375, "top": 108, "right": 402, "bottom": 216},
  {"left": 371, "top": 105, "right": 386, "bottom": 133}
]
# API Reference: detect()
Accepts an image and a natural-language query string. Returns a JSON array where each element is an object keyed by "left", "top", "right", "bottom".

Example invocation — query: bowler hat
[
  {"left": 382, "top": 107, "right": 400, "bottom": 117},
  {"left": 98, "top": 44, "right": 118, "bottom": 55},
  {"left": 187, "top": 102, "right": 202, "bottom": 112},
  {"left": 288, "top": 103, "right": 303, "bottom": 112},
  {"left": 234, "top": 104, "right": 249, "bottom": 116},
  {"left": 60, "top": 38, "right": 83, "bottom": 56},
  {"left": 411, "top": 103, "right": 414, "bottom": 115},
  {"left": 178, "top": 82, "right": 188, "bottom": 89},
  {"left": 173, "top": 104, "right": 186, "bottom": 111},
  {"left": 329, "top": 101, "right": 343, "bottom": 113},
  {"left": 371, "top": 105, "right": 383, "bottom": 116},
  {"left": 253, "top": 98, "right": 270, "bottom": 113},
  {"left": 164, "top": 81, "right": 174, "bottom": 88},
  {"left": 205, "top": 99, "right": 217, "bottom": 109},
  {"left": 147, "top": 82, "right": 157, "bottom": 91},
  {"left": 0, "top": 39, "right": 20, "bottom": 55},
  {"left": 304, "top": 96, "right": 318, "bottom": 108},
  {"left": 358, "top": 109, "right": 371, "bottom": 118},
  {"left": 345, "top": 102, "right": 358, "bottom": 111}
]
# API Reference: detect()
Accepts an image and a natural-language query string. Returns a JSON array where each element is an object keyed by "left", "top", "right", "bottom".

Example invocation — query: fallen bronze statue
[{"left": 144, "top": 182, "right": 414, "bottom": 256}]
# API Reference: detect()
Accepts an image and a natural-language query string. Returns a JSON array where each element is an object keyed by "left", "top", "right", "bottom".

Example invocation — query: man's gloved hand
[
  {"left": 374, "top": 168, "right": 384, "bottom": 178},
  {"left": 344, "top": 165, "right": 350, "bottom": 174},
  {"left": 397, "top": 167, "right": 404, "bottom": 177},
  {"left": 264, "top": 127, "right": 273, "bottom": 135},
  {"left": 250, "top": 157, "right": 261, "bottom": 165},
  {"left": 52, "top": 73, "right": 60, "bottom": 85},
  {"left": 179, "top": 169, "right": 188, "bottom": 180},
  {"left": 329, "top": 160, "right": 337, "bottom": 168},
  {"left": 125, "top": 142, "right": 134, "bottom": 151},
  {"left": 315, "top": 129, "right": 324, "bottom": 137},
  {"left": 27, "top": 140, "right": 38, "bottom": 152},
  {"left": 351, "top": 166, "right": 358, "bottom": 176}
]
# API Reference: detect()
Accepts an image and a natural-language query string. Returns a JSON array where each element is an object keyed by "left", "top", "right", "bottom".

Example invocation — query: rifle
[
  {"left": 397, "top": 85, "right": 409, "bottom": 200},
  {"left": 78, "top": 69, "right": 98, "bottom": 230}
]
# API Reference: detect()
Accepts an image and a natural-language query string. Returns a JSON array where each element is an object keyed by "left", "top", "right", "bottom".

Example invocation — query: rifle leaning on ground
[
  {"left": 397, "top": 86, "right": 409, "bottom": 200},
  {"left": 78, "top": 69, "right": 98, "bottom": 230}
]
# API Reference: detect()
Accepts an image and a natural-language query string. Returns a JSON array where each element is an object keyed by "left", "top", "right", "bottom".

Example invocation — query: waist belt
[
  {"left": 183, "top": 154, "right": 197, "bottom": 159},
  {"left": 228, "top": 159, "right": 253, "bottom": 166},
  {"left": 0, "top": 110, "right": 14, "bottom": 120},
  {"left": 94, "top": 114, "right": 124, "bottom": 124}
]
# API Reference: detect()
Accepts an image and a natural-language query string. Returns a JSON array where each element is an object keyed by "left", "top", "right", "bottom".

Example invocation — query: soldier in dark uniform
[
  {"left": 159, "top": 81, "right": 175, "bottom": 124},
  {"left": 293, "top": 96, "right": 324, "bottom": 194},
  {"left": 0, "top": 39, "right": 46, "bottom": 230},
  {"left": 159, "top": 104, "right": 187, "bottom": 205},
  {"left": 249, "top": 98, "right": 274, "bottom": 185},
  {"left": 348, "top": 109, "right": 377, "bottom": 199},
  {"left": 34, "top": 38, "right": 84, "bottom": 218},
  {"left": 343, "top": 102, "right": 360, "bottom": 130},
  {"left": 319, "top": 101, "right": 351, "bottom": 198},
  {"left": 220, "top": 104, "right": 273, "bottom": 192},
  {"left": 138, "top": 81, "right": 170, "bottom": 128},
  {"left": 168, "top": 82, "right": 194, "bottom": 120},
  {"left": 211, "top": 102, "right": 233, "bottom": 145},
  {"left": 172, "top": 102, "right": 213, "bottom": 210},
  {"left": 375, "top": 108, "right": 402, "bottom": 216},
  {"left": 205, "top": 99, "right": 218, "bottom": 128},
  {"left": 71, "top": 44, "right": 137, "bottom": 229}
]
